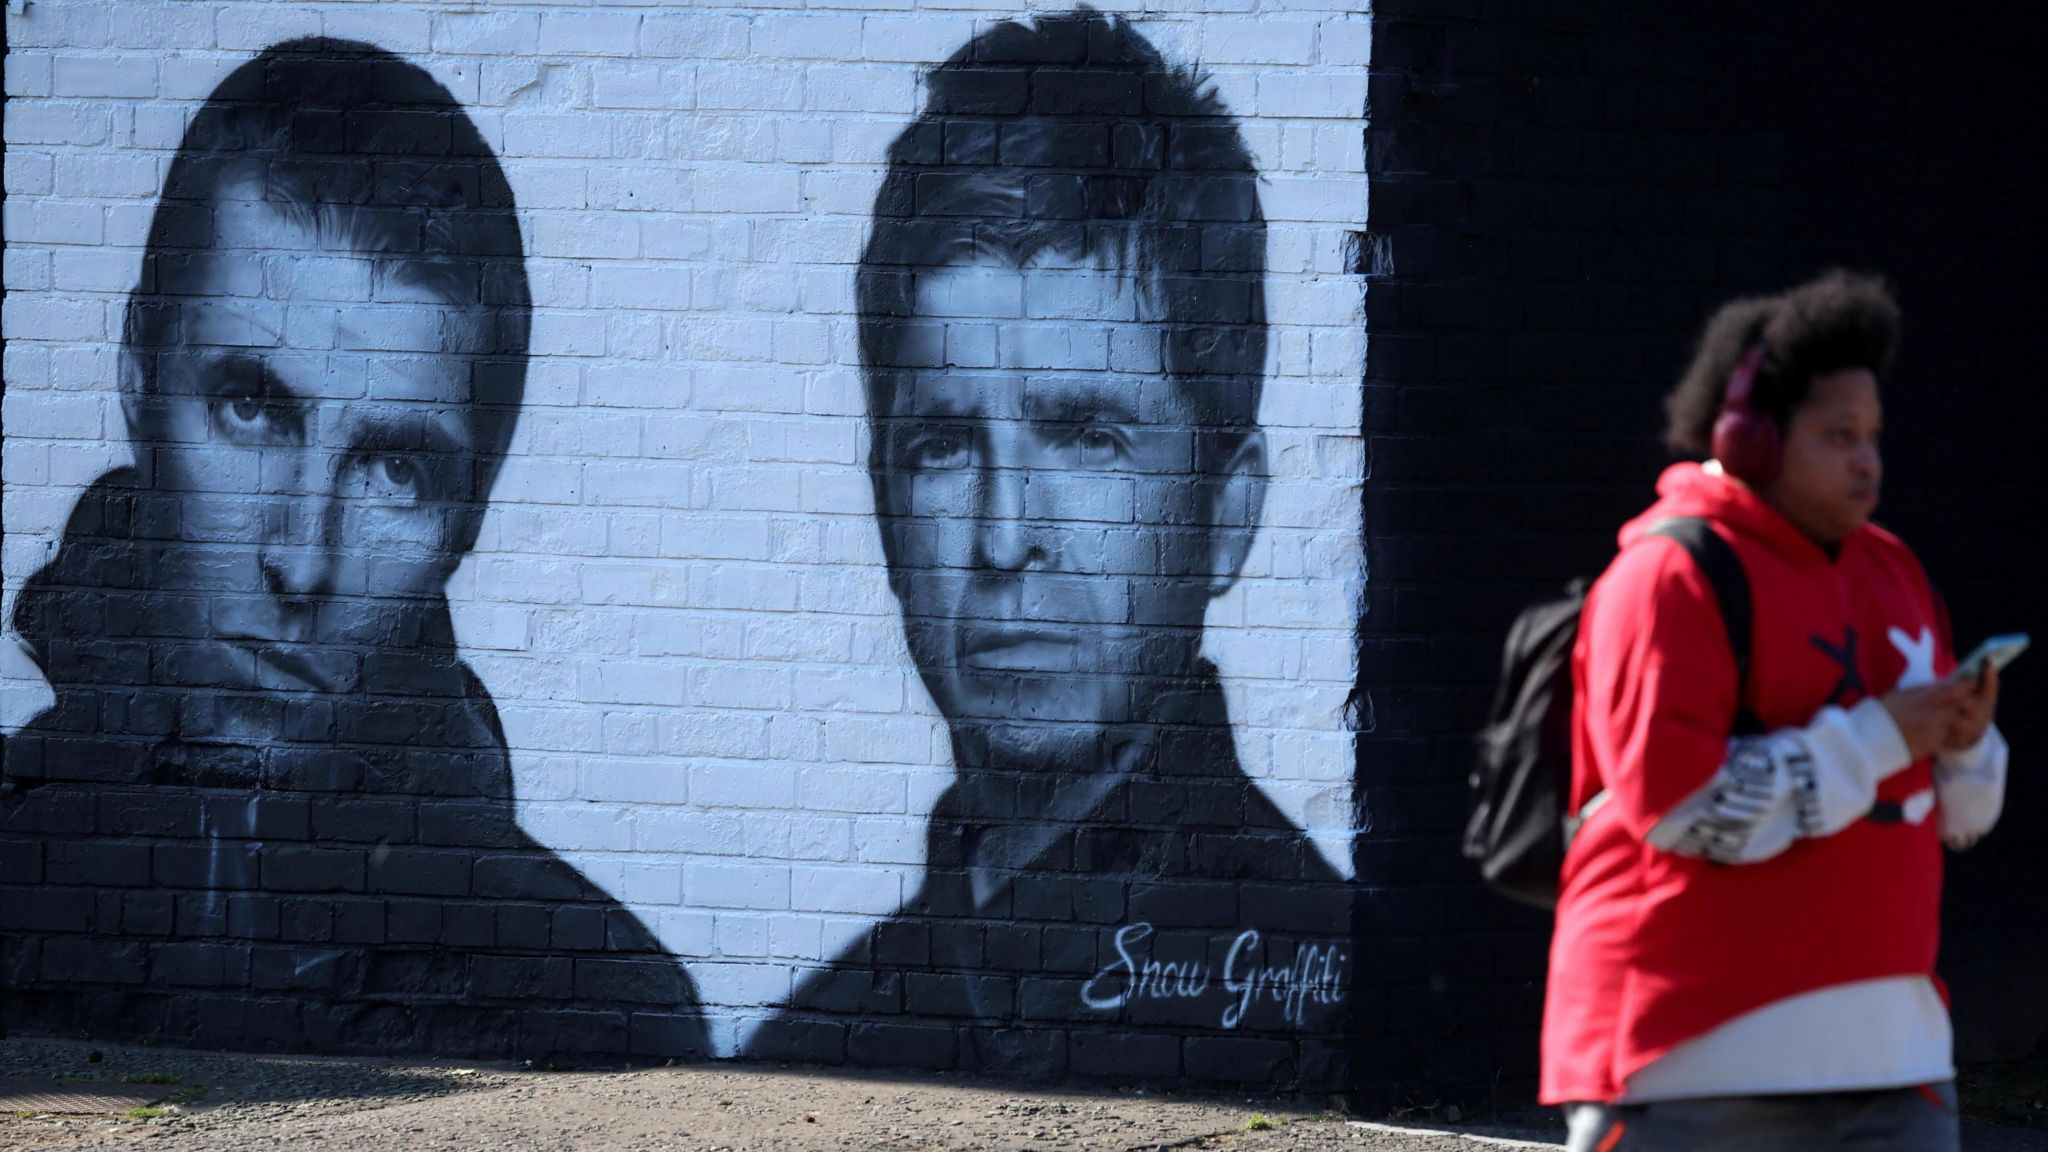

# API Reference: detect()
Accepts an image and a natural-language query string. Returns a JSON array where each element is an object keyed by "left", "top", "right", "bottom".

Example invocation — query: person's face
[
  {"left": 874, "top": 251, "right": 1264, "bottom": 771},
  {"left": 124, "top": 193, "right": 491, "bottom": 728},
  {"left": 1762, "top": 367, "right": 1883, "bottom": 546}
]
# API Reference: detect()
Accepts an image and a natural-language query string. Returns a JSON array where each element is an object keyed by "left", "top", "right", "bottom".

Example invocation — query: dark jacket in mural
[
  {"left": 1, "top": 470, "right": 707, "bottom": 1060},
  {"left": 747, "top": 664, "right": 1352, "bottom": 1085}
]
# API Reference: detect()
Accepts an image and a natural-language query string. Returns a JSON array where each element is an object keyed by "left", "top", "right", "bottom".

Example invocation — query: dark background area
[{"left": 1355, "top": 0, "right": 2048, "bottom": 1106}]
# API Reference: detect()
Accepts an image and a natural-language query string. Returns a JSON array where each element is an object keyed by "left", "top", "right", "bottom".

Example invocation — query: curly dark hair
[{"left": 1663, "top": 269, "right": 1901, "bottom": 458}]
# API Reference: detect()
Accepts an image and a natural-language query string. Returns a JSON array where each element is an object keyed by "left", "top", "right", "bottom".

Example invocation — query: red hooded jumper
[{"left": 1540, "top": 462, "right": 1953, "bottom": 1104}]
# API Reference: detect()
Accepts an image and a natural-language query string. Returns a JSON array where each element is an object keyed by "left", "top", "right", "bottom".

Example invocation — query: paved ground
[{"left": 1, "top": 1036, "right": 2042, "bottom": 1150}]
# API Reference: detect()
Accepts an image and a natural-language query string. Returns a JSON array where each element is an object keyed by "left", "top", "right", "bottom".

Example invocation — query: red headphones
[{"left": 1711, "top": 345, "right": 1781, "bottom": 487}]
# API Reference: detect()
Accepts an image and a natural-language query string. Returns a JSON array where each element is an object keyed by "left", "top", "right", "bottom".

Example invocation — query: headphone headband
[{"left": 1724, "top": 345, "right": 1767, "bottom": 411}]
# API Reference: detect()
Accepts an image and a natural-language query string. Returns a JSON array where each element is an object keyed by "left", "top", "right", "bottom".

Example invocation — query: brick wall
[
  {"left": 0, "top": 1, "right": 1368, "bottom": 1088},
  {"left": 1363, "top": 0, "right": 2048, "bottom": 1102}
]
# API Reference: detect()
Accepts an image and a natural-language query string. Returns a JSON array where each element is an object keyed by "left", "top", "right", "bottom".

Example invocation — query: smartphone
[{"left": 1955, "top": 633, "right": 2030, "bottom": 680}]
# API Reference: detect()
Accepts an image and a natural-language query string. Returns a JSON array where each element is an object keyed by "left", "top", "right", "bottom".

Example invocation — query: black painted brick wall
[{"left": 1358, "top": 0, "right": 2048, "bottom": 1105}]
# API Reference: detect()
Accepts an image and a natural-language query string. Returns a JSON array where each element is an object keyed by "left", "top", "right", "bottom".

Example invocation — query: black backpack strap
[{"left": 1642, "top": 517, "right": 1760, "bottom": 734}]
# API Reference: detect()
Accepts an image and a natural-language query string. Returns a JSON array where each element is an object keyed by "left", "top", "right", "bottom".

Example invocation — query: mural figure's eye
[
  {"left": 362, "top": 454, "right": 424, "bottom": 502},
  {"left": 912, "top": 428, "right": 971, "bottom": 470},
  {"left": 1078, "top": 427, "right": 1121, "bottom": 466},
  {"left": 211, "top": 393, "right": 277, "bottom": 442}
]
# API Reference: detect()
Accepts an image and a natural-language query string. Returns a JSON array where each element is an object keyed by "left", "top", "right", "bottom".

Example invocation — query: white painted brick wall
[{"left": 1, "top": 0, "right": 1368, "bottom": 1049}]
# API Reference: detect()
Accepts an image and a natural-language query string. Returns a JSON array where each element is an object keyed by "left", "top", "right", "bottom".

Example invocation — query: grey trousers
[{"left": 1563, "top": 1082, "right": 1960, "bottom": 1152}]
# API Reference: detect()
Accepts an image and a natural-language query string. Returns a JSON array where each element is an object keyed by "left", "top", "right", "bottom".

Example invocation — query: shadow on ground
[{"left": 0, "top": 1035, "right": 506, "bottom": 1112}]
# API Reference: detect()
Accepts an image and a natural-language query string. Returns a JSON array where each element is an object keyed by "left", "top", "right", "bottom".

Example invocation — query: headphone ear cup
[{"left": 1712, "top": 408, "right": 1782, "bottom": 487}]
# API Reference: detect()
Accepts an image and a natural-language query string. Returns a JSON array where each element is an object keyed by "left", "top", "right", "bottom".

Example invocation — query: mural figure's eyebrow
[
  {"left": 200, "top": 302, "right": 288, "bottom": 348},
  {"left": 351, "top": 410, "right": 471, "bottom": 458},
  {"left": 200, "top": 351, "right": 301, "bottom": 403},
  {"left": 901, "top": 382, "right": 974, "bottom": 417},
  {"left": 1028, "top": 391, "right": 1140, "bottom": 425}
]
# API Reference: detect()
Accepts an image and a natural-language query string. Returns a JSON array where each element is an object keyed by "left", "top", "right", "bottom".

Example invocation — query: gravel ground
[
  {"left": 0, "top": 1037, "right": 1560, "bottom": 1152},
  {"left": 2, "top": 1036, "right": 2043, "bottom": 1151}
]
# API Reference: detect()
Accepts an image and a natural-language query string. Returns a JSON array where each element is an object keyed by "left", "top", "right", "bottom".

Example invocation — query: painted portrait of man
[
  {"left": 0, "top": 40, "right": 705, "bottom": 1060},
  {"left": 748, "top": 12, "right": 1352, "bottom": 1084}
]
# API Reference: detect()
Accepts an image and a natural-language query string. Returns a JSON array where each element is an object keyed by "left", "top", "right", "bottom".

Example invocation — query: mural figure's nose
[
  {"left": 259, "top": 454, "right": 342, "bottom": 606},
  {"left": 976, "top": 455, "right": 1042, "bottom": 572}
]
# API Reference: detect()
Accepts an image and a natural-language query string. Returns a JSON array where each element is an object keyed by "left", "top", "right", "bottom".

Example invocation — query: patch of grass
[
  {"left": 121, "top": 1072, "right": 184, "bottom": 1086},
  {"left": 1244, "top": 1112, "right": 1282, "bottom": 1131},
  {"left": 10, "top": 1111, "right": 41, "bottom": 1120},
  {"left": 123, "top": 1106, "right": 168, "bottom": 1121}
]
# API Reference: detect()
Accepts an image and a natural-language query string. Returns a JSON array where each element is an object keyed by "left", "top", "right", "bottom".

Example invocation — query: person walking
[{"left": 1543, "top": 270, "right": 2007, "bottom": 1151}]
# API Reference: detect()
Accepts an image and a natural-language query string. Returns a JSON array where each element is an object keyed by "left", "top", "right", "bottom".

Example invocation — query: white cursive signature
[{"left": 1079, "top": 921, "right": 1348, "bottom": 1029}]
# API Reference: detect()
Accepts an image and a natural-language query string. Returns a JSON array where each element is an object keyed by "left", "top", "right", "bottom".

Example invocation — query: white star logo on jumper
[
  {"left": 1901, "top": 788, "right": 1936, "bottom": 825},
  {"left": 1888, "top": 626, "right": 1938, "bottom": 689}
]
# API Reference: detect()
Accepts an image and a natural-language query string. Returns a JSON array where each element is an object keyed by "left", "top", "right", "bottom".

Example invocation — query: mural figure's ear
[
  {"left": 447, "top": 502, "right": 487, "bottom": 560},
  {"left": 863, "top": 422, "right": 903, "bottom": 590},
  {"left": 117, "top": 349, "right": 151, "bottom": 474},
  {"left": 1205, "top": 429, "right": 1267, "bottom": 597}
]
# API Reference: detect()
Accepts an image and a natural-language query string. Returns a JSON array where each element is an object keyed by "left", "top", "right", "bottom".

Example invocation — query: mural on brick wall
[
  {"left": 3, "top": 5, "right": 1366, "bottom": 1087},
  {"left": 745, "top": 17, "right": 1351, "bottom": 1078},
  {"left": 1, "top": 42, "right": 712, "bottom": 1059}
]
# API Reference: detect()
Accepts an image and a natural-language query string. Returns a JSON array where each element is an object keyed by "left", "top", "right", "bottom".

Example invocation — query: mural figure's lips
[
  {"left": 961, "top": 628, "right": 1078, "bottom": 671},
  {"left": 222, "top": 636, "right": 343, "bottom": 695}
]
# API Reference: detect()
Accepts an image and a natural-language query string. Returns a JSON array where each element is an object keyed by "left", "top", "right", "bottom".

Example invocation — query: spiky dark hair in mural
[{"left": 856, "top": 8, "right": 1269, "bottom": 449}]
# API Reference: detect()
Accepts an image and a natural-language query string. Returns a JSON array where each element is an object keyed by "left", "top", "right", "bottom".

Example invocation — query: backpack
[{"left": 1463, "top": 517, "right": 1752, "bottom": 910}]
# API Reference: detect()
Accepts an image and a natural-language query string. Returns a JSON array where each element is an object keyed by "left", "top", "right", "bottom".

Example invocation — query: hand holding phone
[
  {"left": 1938, "top": 634, "right": 2017, "bottom": 754},
  {"left": 1954, "top": 633, "right": 2029, "bottom": 682}
]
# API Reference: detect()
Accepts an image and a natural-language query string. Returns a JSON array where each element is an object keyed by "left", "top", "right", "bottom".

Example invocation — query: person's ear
[{"left": 1204, "top": 429, "right": 1267, "bottom": 597}]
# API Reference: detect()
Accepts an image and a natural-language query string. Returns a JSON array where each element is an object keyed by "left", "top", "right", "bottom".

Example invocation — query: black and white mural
[
  {"left": 3, "top": 42, "right": 708, "bottom": 1058},
  {"left": 746, "top": 16, "right": 1351, "bottom": 1078},
  {"left": 1, "top": 5, "right": 1366, "bottom": 1086}
]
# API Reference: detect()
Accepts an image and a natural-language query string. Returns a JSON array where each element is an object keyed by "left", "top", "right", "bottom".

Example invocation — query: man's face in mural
[
  {"left": 123, "top": 191, "right": 491, "bottom": 741},
  {"left": 876, "top": 250, "right": 1265, "bottom": 773}
]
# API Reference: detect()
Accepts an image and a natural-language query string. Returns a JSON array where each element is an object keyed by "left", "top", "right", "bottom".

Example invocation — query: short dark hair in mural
[
  {"left": 0, "top": 40, "right": 706, "bottom": 1060},
  {"left": 748, "top": 10, "right": 1352, "bottom": 1085}
]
